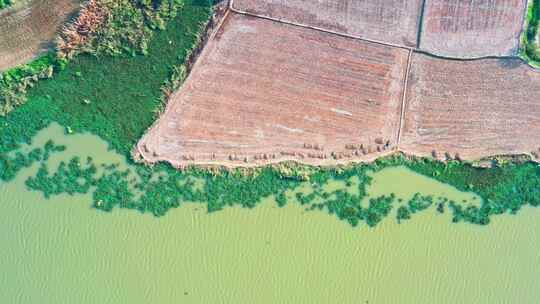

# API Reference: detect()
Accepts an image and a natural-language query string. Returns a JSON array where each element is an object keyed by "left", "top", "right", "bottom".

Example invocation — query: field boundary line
[
  {"left": 415, "top": 0, "right": 427, "bottom": 48},
  {"left": 228, "top": 0, "right": 412, "bottom": 51},
  {"left": 228, "top": 0, "right": 531, "bottom": 63},
  {"left": 396, "top": 49, "right": 413, "bottom": 149}
]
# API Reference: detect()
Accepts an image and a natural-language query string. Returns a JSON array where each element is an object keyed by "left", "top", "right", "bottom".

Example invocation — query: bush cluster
[
  {"left": 0, "top": 0, "right": 14, "bottom": 10},
  {"left": 58, "top": 0, "right": 185, "bottom": 58},
  {"left": 523, "top": 0, "right": 540, "bottom": 63},
  {"left": 0, "top": 54, "right": 65, "bottom": 115}
]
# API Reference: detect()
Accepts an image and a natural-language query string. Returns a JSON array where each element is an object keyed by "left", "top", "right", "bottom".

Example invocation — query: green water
[{"left": 1, "top": 125, "right": 540, "bottom": 303}]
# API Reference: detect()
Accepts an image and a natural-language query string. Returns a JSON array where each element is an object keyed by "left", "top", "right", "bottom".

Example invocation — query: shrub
[{"left": 0, "top": 0, "right": 14, "bottom": 10}]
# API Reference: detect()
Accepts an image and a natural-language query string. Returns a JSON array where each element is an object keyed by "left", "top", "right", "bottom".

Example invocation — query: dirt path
[{"left": 396, "top": 49, "right": 414, "bottom": 149}]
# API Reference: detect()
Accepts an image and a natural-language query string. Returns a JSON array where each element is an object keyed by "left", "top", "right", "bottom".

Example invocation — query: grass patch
[
  {"left": 0, "top": 53, "right": 64, "bottom": 115},
  {"left": 522, "top": 0, "right": 540, "bottom": 64},
  {"left": 59, "top": 0, "right": 184, "bottom": 58}
]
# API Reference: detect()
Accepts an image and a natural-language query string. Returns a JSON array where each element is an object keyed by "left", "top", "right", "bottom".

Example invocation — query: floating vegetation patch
[
  {"left": 26, "top": 156, "right": 97, "bottom": 198},
  {"left": 13, "top": 146, "right": 540, "bottom": 229},
  {"left": 0, "top": 140, "right": 65, "bottom": 182}
]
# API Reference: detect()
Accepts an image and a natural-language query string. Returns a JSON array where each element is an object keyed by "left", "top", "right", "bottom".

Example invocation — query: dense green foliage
[
  {"left": 2, "top": 0, "right": 185, "bottom": 116},
  {"left": 0, "top": 140, "right": 65, "bottom": 182},
  {"left": 400, "top": 158, "right": 540, "bottom": 225},
  {"left": 26, "top": 157, "right": 96, "bottom": 198},
  {"left": 522, "top": 0, "right": 540, "bottom": 63},
  {"left": 0, "top": 0, "right": 14, "bottom": 10},
  {"left": 0, "top": 0, "right": 540, "bottom": 229},
  {"left": 0, "top": 53, "right": 64, "bottom": 115},
  {"left": 86, "top": 0, "right": 184, "bottom": 56}
]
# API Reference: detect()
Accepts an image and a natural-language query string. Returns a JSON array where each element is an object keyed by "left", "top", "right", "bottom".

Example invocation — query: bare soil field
[
  {"left": 137, "top": 13, "right": 409, "bottom": 167},
  {"left": 419, "top": 0, "right": 527, "bottom": 58},
  {"left": 232, "top": 0, "right": 423, "bottom": 47},
  {"left": 0, "top": 0, "right": 81, "bottom": 71},
  {"left": 400, "top": 53, "right": 540, "bottom": 161}
]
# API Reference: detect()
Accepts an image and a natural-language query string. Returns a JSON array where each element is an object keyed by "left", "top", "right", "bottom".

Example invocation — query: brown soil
[
  {"left": 0, "top": 0, "right": 82, "bottom": 71},
  {"left": 232, "top": 0, "right": 423, "bottom": 47},
  {"left": 419, "top": 0, "right": 527, "bottom": 58},
  {"left": 137, "top": 13, "right": 408, "bottom": 168},
  {"left": 401, "top": 53, "right": 540, "bottom": 161}
]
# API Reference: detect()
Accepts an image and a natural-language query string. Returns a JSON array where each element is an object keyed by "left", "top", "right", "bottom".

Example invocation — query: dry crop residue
[
  {"left": 0, "top": 0, "right": 82, "bottom": 71},
  {"left": 401, "top": 53, "right": 540, "bottom": 161},
  {"left": 232, "top": 0, "right": 424, "bottom": 47},
  {"left": 138, "top": 13, "right": 409, "bottom": 168},
  {"left": 419, "top": 0, "right": 527, "bottom": 58}
]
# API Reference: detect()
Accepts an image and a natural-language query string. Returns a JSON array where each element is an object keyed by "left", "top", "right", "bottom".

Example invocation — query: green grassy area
[
  {"left": 0, "top": 53, "right": 63, "bottom": 115},
  {"left": 522, "top": 0, "right": 540, "bottom": 65},
  {"left": 59, "top": 0, "right": 184, "bottom": 58},
  {"left": 1, "top": 0, "right": 540, "bottom": 227},
  {"left": 0, "top": 0, "right": 14, "bottom": 10}
]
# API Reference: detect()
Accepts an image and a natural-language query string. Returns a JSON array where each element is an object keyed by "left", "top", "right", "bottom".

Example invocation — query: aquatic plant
[
  {"left": 0, "top": 140, "right": 65, "bottom": 182},
  {"left": 408, "top": 193, "right": 433, "bottom": 213},
  {"left": 26, "top": 157, "right": 97, "bottom": 198},
  {"left": 396, "top": 206, "right": 411, "bottom": 223}
]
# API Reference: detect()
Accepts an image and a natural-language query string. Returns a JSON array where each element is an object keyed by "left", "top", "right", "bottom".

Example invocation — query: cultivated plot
[
  {"left": 232, "top": 0, "right": 423, "bottom": 47},
  {"left": 0, "top": 0, "right": 81, "bottom": 71},
  {"left": 401, "top": 53, "right": 540, "bottom": 161},
  {"left": 138, "top": 13, "right": 408, "bottom": 167},
  {"left": 419, "top": 0, "right": 527, "bottom": 58}
]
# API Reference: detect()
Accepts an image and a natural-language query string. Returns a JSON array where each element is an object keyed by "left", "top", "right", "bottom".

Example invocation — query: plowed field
[
  {"left": 419, "top": 0, "right": 527, "bottom": 58},
  {"left": 232, "top": 0, "right": 423, "bottom": 47},
  {"left": 138, "top": 13, "right": 409, "bottom": 167},
  {"left": 401, "top": 53, "right": 540, "bottom": 161},
  {"left": 0, "top": 0, "right": 81, "bottom": 71}
]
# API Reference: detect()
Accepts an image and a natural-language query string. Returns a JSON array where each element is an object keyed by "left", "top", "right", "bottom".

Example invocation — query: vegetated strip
[
  {"left": 229, "top": 0, "right": 415, "bottom": 51},
  {"left": 0, "top": 1, "right": 539, "bottom": 228},
  {"left": 521, "top": 0, "right": 540, "bottom": 64},
  {"left": 415, "top": 0, "right": 427, "bottom": 48}
]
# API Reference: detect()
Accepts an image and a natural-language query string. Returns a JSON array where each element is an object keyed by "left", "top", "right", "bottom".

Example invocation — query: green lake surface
[{"left": 1, "top": 124, "right": 540, "bottom": 303}]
